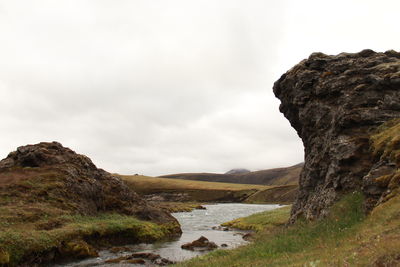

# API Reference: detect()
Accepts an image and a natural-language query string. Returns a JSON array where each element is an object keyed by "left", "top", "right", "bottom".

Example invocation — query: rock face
[
  {"left": 0, "top": 141, "right": 179, "bottom": 225},
  {"left": 273, "top": 49, "right": 400, "bottom": 222}
]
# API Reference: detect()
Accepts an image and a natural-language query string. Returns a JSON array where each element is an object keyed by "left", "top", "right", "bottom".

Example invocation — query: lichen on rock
[{"left": 273, "top": 49, "right": 400, "bottom": 222}]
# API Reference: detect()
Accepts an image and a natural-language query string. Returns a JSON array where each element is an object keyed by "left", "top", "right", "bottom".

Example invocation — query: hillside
[
  {"left": 159, "top": 163, "right": 302, "bottom": 186},
  {"left": 0, "top": 142, "right": 180, "bottom": 265},
  {"left": 120, "top": 174, "right": 297, "bottom": 204}
]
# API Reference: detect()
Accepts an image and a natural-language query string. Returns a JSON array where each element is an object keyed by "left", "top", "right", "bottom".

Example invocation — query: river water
[{"left": 59, "top": 203, "right": 281, "bottom": 266}]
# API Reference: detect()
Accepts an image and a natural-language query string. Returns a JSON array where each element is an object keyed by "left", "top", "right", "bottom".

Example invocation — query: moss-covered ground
[{"left": 0, "top": 212, "right": 179, "bottom": 265}]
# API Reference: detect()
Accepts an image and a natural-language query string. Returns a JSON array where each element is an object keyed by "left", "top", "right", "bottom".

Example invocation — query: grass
[
  {"left": 371, "top": 118, "right": 400, "bottom": 167},
  {"left": 120, "top": 175, "right": 270, "bottom": 192},
  {"left": 370, "top": 119, "right": 400, "bottom": 202},
  {"left": 173, "top": 191, "right": 400, "bottom": 266},
  {"left": 221, "top": 206, "right": 291, "bottom": 232}
]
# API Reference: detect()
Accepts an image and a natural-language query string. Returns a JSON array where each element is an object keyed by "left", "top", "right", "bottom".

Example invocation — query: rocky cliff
[{"left": 273, "top": 49, "right": 400, "bottom": 222}]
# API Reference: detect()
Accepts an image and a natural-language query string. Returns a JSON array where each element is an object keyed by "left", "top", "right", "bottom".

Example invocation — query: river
[{"left": 58, "top": 203, "right": 282, "bottom": 266}]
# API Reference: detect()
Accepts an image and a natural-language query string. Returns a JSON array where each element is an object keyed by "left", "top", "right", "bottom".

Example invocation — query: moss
[
  {"left": 59, "top": 240, "right": 98, "bottom": 258},
  {"left": 371, "top": 118, "right": 400, "bottom": 167}
]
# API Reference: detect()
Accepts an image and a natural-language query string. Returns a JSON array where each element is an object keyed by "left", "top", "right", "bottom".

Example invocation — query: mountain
[{"left": 159, "top": 163, "right": 303, "bottom": 186}]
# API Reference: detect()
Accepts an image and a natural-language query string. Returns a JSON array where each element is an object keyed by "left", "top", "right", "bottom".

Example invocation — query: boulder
[{"left": 181, "top": 236, "right": 218, "bottom": 251}]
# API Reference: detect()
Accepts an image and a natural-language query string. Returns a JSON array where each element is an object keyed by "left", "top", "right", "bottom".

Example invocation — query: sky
[{"left": 0, "top": 0, "right": 399, "bottom": 176}]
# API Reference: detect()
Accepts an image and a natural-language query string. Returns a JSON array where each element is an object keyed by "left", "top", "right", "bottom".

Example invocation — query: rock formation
[
  {"left": 273, "top": 49, "right": 400, "bottom": 222},
  {"left": 0, "top": 141, "right": 179, "bottom": 225}
]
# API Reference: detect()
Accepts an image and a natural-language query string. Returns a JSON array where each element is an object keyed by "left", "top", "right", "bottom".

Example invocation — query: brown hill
[{"left": 159, "top": 163, "right": 303, "bottom": 186}]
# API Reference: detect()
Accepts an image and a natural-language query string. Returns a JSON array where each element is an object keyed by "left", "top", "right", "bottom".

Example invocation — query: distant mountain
[
  {"left": 225, "top": 168, "right": 251, "bottom": 175},
  {"left": 159, "top": 163, "right": 303, "bottom": 186}
]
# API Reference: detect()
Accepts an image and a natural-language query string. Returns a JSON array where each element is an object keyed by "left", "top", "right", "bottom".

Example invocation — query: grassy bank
[
  {"left": 221, "top": 205, "right": 291, "bottom": 232},
  {"left": 174, "top": 192, "right": 400, "bottom": 266},
  {"left": 0, "top": 213, "right": 179, "bottom": 265}
]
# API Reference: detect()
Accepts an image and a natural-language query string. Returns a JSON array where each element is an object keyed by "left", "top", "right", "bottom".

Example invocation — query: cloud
[{"left": 1, "top": 0, "right": 398, "bottom": 175}]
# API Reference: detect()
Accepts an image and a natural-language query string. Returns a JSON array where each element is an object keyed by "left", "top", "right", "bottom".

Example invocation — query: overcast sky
[{"left": 0, "top": 0, "right": 399, "bottom": 176}]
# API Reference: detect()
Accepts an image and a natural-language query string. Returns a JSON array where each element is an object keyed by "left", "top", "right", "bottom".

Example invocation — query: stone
[
  {"left": 181, "top": 236, "right": 218, "bottom": 251},
  {"left": 273, "top": 49, "right": 400, "bottom": 222}
]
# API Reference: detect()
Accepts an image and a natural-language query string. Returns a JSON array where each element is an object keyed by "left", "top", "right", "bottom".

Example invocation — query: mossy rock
[
  {"left": 59, "top": 240, "right": 98, "bottom": 259},
  {"left": 0, "top": 248, "right": 10, "bottom": 264}
]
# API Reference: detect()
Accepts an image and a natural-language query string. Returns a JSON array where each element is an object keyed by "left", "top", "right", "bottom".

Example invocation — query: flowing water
[{"left": 58, "top": 203, "right": 282, "bottom": 266}]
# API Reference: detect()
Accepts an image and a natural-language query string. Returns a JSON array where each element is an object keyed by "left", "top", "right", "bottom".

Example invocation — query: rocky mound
[
  {"left": 0, "top": 141, "right": 177, "bottom": 224},
  {"left": 273, "top": 49, "right": 400, "bottom": 222}
]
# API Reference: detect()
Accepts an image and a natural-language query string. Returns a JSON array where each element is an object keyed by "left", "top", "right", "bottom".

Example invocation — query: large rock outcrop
[
  {"left": 0, "top": 141, "right": 179, "bottom": 225},
  {"left": 273, "top": 49, "right": 400, "bottom": 222}
]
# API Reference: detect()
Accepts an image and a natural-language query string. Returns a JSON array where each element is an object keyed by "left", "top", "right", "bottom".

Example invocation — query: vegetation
[
  {"left": 371, "top": 118, "right": 400, "bottom": 166},
  {"left": 120, "top": 175, "right": 270, "bottom": 193},
  {"left": 221, "top": 206, "right": 291, "bottom": 232},
  {"left": 370, "top": 119, "right": 400, "bottom": 202},
  {"left": 174, "top": 192, "right": 400, "bottom": 266}
]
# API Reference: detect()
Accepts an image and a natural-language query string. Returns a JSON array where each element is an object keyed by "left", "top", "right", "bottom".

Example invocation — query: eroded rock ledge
[{"left": 273, "top": 49, "right": 400, "bottom": 222}]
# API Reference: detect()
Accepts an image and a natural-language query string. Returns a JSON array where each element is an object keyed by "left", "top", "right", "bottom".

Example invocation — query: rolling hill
[{"left": 158, "top": 163, "right": 303, "bottom": 186}]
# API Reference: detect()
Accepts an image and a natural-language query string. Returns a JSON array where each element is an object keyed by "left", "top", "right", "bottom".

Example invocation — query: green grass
[{"left": 221, "top": 206, "right": 291, "bottom": 232}]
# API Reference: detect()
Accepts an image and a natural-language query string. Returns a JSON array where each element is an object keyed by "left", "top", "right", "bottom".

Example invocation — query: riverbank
[
  {"left": 0, "top": 213, "right": 179, "bottom": 265},
  {"left": 174, "top": 192, "right": 400, "bottom": 266}
]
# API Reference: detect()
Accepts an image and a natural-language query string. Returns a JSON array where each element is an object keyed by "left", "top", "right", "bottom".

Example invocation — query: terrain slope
[{"left": 159, "top": 163, "right": 302, "bottom": 186}]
